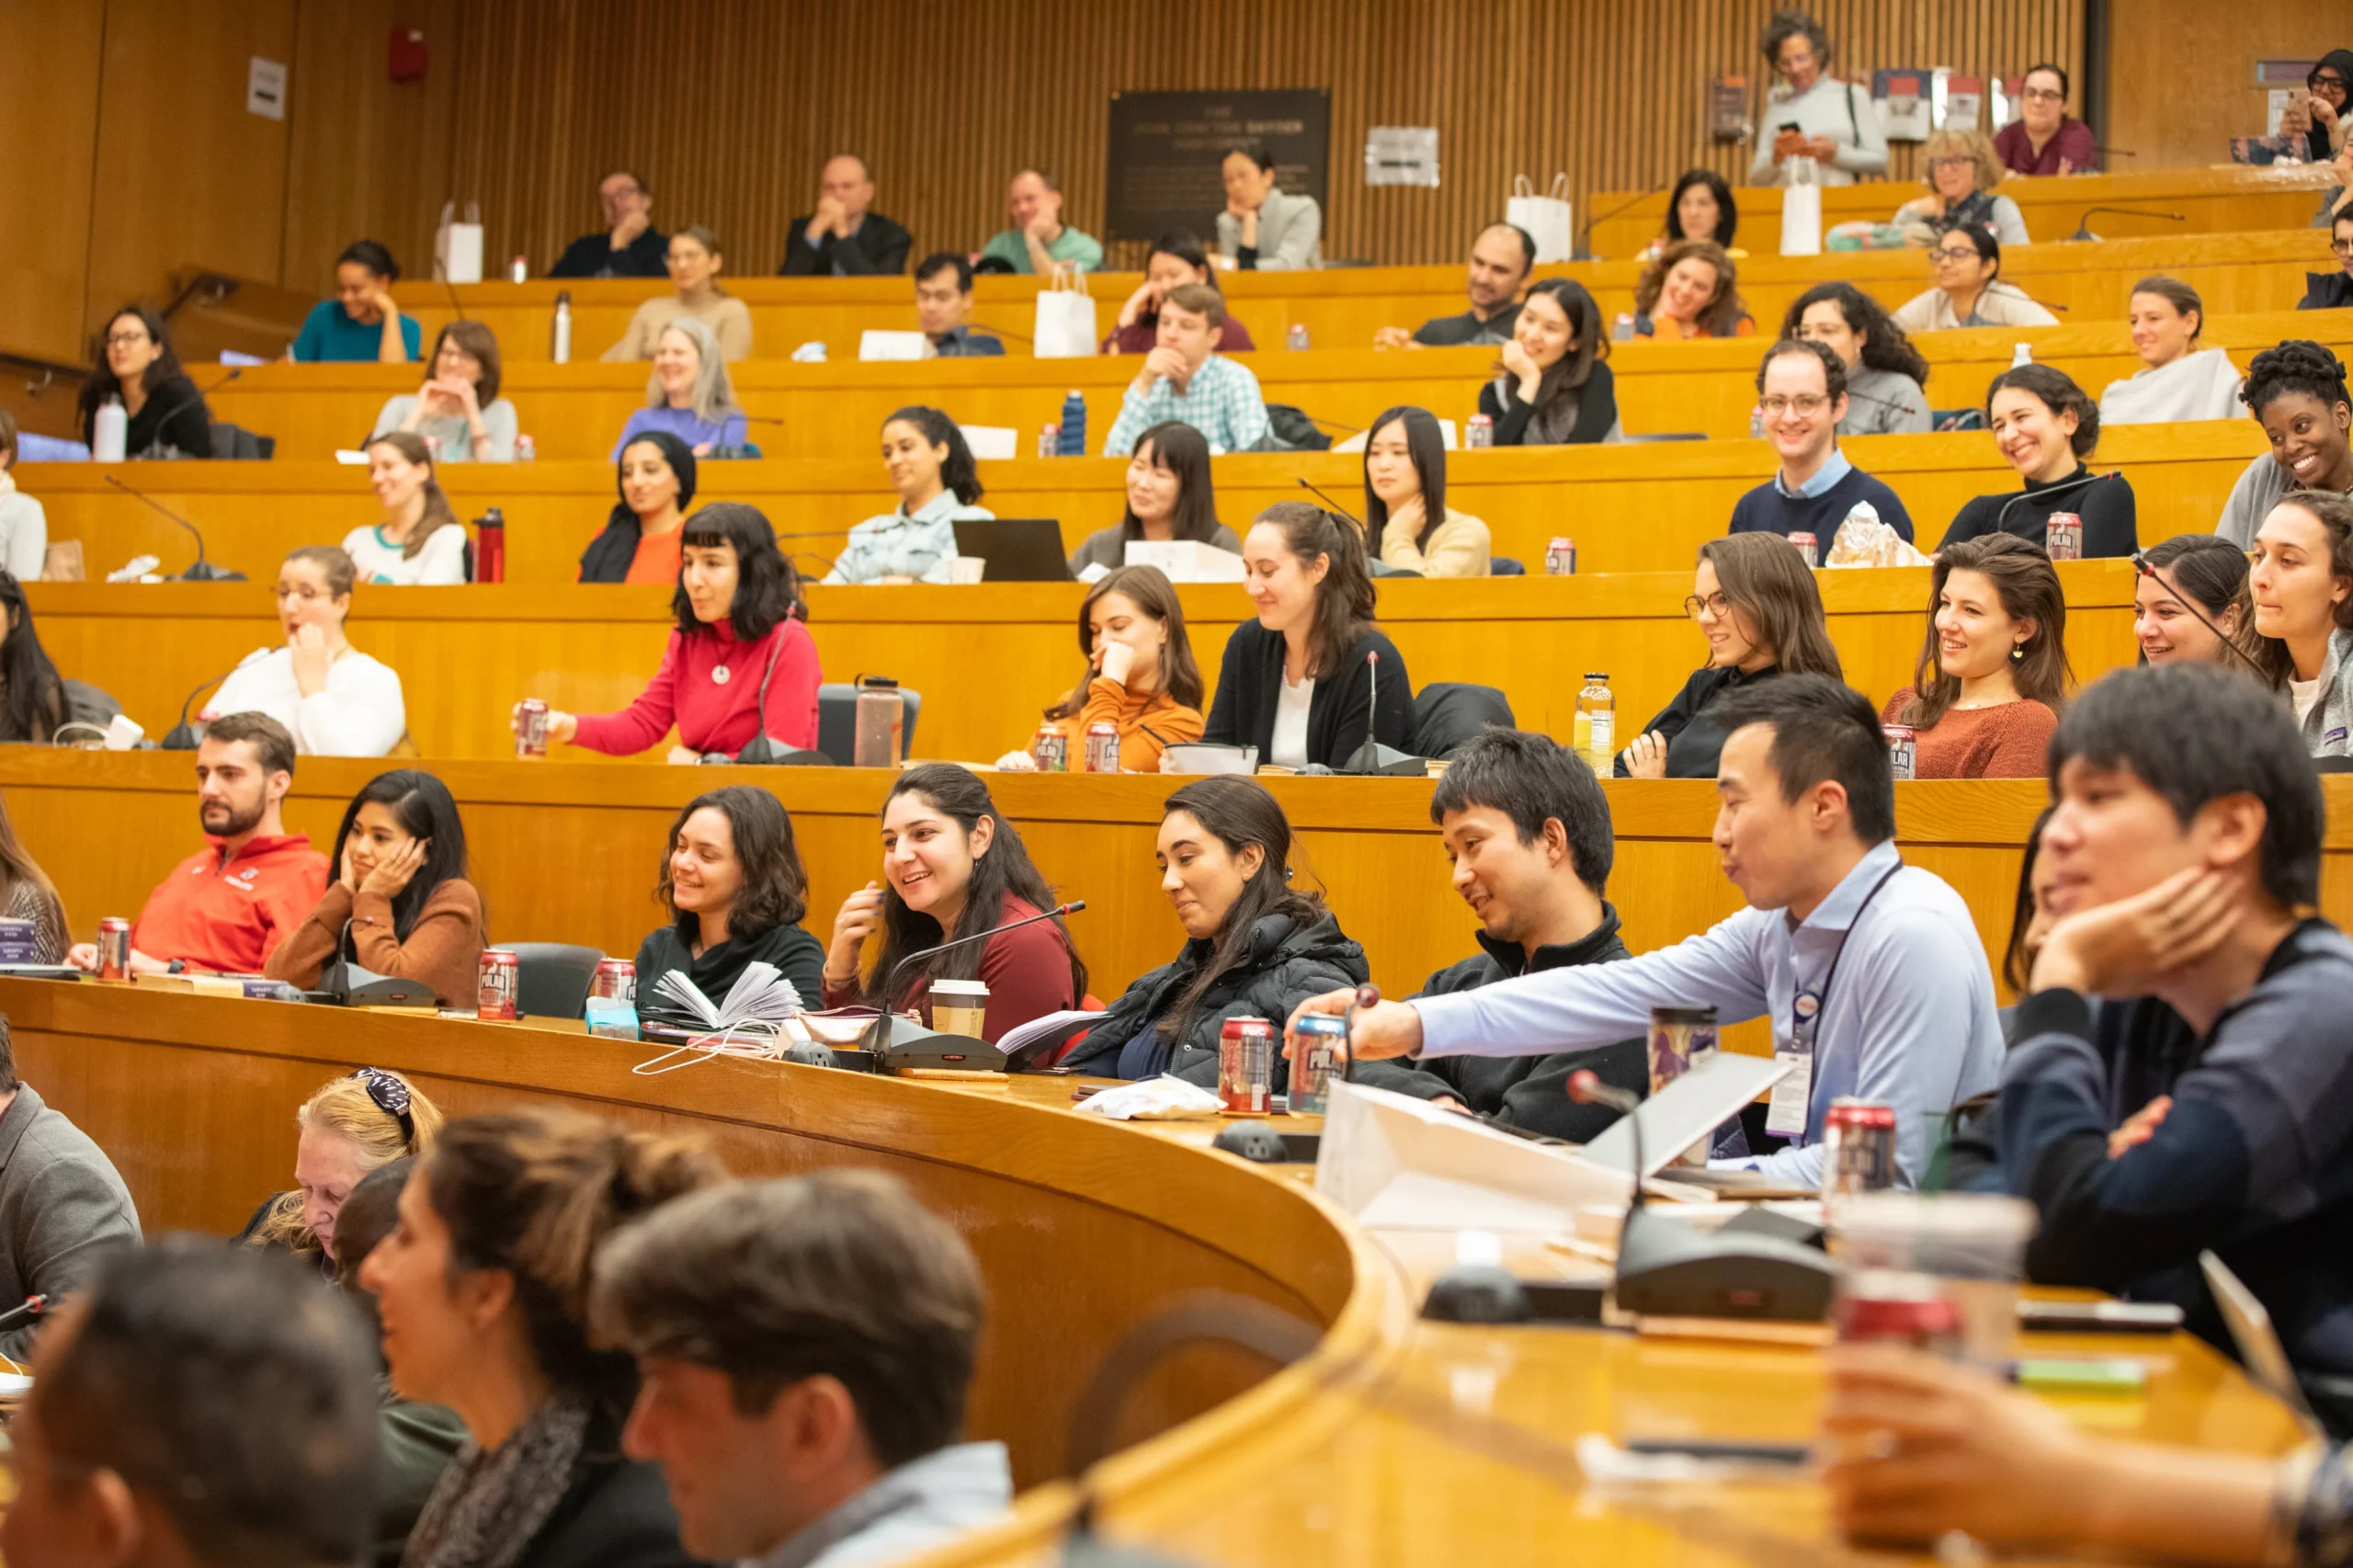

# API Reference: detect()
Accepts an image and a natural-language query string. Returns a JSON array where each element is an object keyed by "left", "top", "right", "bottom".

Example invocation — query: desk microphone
[
  {"left": 1993, "top": 466, "right": 2120, "bottom": 541},
  {"left": 0, "top": 1294, "right": 48, "bottom": 1336},
  {"left": 1295, "top": 477, "right": 1365, "bottom": 528},
  {"left": 140, "top": 366, "right": 243, "bottom": 458},
  {"left": 2089, "top": 146, "right": 2139, "bottom": 160},
  {"left": 440, "top": 277, "right": 468, "bottom": 323},
  {"left": 162, "top": 659, "right": 253, "bottom": 749},
  {"left": 2068, "top": 207, "right": 2186, "bottom": 241},
  {"left": 2131, "top": 549, "right": 2268, "bottom": 676},
  {"left": 1572, "top": 182, "right": 1673, "bottom": 261},
  {"left": 1341, "top": 649, "right": 1422, "bottom": 775},
  {"left": 100, "top": 472, "right": 244, "bottom": 581},
  {"left": 880, "top": 900, "right": 1086, "bottom": 1004},
  {"left": 1337, "top": 983, "right": 1379, "bottom": 1084},
  {"left": 1843, "top": 385, "right": 1921, "bottom": 420}
]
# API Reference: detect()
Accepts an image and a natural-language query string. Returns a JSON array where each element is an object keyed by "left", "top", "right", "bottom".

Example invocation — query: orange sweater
[
  {"left": 1881, "top": 689, "right": 2059, "bottom": 780},
  {"left": 263, "top": 879, "right": 486, "bottom": 1006},
  {"left": 1040, "top": 676, "right": 1205, "bottom": 772}
]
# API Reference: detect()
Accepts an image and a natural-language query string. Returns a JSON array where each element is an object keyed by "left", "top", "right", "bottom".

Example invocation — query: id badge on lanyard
[{"left": 1768, "top": 863, "right": 1902, "bottom": 1141}]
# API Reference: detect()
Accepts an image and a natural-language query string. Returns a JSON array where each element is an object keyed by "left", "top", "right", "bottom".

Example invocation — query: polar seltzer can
[
  {"left": 1084, "top": 721, "right": 1120, "bottom": 774},
  {"left": 1218, "top": 1017, "right": 1275, "bottom": 1115},
  {"left": 477, "top": 950, "right": 519, "bottom": 1022},
  {"left": 1290, "top": 1014, "right": 1347, "bottom": 1115}
]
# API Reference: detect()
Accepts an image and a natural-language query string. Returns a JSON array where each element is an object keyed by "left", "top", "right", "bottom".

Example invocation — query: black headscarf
[
  {"left": 2305, "top": 51, "right": 2353, "bottom": 162},
  {"left": 580, "top": 431, "right": 699, "bottom": 583}
]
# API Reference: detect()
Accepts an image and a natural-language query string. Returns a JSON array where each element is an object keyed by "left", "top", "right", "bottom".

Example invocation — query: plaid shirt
[
  {"left": 823, "top": 491, "right": 993, "bottom": 585},
  {"left": 1103, "top": 354, "right": 1271, "bottom": 456}
]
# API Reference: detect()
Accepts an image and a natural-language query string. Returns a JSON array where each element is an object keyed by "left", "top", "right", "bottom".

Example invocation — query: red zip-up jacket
[{"left": 131, "top": 833, "right": 329, "bottom": 974}]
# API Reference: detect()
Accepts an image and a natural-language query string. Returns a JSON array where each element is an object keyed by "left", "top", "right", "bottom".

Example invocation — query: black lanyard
[{"left": 1789, "top": 859, "right": 1904, "bottom": 1058}]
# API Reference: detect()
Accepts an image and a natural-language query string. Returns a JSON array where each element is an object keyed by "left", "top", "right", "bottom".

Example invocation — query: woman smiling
[
  {"left": 1476, "top": 278, "right": 1618, "bottom": 446},
  {"left": 1632, "top": 240, "right": 1754, "bottom": 341},
  {"left": 578, "top": 432, "right": 697, "bottom": 585},
  {"left": 607, "top": 316, "right": 747, "bottom": 460},
  {"left": 2133, "top": 534, "right": 2256, "bottom": 669},
  {"left": 1882, "top": 535, "right": 2071, "bottom": 778},
  {"left": 2216, "top": 341, "right": 2353, "bottom": 549},
  {"left": 1944, "top": 365, "right": 2137, "bottom": 558},
  {"left": 826, "top": 406, "right": 994, "bottom": 585},
  {"left": 634, "top": 786, "right": 824, "bottom": 1017},
  {"left": 1891, "top": 228, "right": 2057, "bottom": 333},
  {"left": 342, "top": 433, "right": 468, "bottom": 585},
  {"left": 2099, "top": 277, "right": 2244, "bottom": 426},
  {"left": 602, "top": 225, "right": 754, "bottom": 362},
  {"left": 1065, "top": 421, "right": 1236, "bottom": 574}
]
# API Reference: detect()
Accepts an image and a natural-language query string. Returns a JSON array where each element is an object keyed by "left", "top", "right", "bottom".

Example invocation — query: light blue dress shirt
[
  {"left": 824, "top": 489, "right": 995, "bottom": 585},
  {"left": 1412, "top": 839, "right": 2004, "bottom": 1187},
  {"left": 1775, "top": 448, "right": 1853, "bottom": 499}
]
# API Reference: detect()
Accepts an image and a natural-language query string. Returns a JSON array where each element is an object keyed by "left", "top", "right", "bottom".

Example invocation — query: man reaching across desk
[
  {"left": 1291, "top": 676, "right": 2003, "bottom": 1187},
  {"left": 1353, "top": 729, "right": 1648, "bottom": 1141},
  {"left": 64, "top": 713, "right": 325, "bottom": 977}
]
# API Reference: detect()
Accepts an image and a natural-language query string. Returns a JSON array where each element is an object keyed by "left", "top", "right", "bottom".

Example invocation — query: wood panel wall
[
  {"left": 0, "top": 6, "right": 105, "bottom": 363},
  {"left": 435, "top": 0, "right": 2085, "bottom": 284},
  {"left": 2105, "top": 0, "right": 2342, "bottom": 172}
]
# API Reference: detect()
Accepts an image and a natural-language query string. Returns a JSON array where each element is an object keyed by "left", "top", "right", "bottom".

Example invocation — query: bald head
[{"left": 820, "top": 155, "right": 873, "bottom": 221}]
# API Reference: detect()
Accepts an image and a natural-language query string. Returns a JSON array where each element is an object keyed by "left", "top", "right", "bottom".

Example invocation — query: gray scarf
[{"left": 402, "top": 1388, "right": 593, "bottom": 1568}]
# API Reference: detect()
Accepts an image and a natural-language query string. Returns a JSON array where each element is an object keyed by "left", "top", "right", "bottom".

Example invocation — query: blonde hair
[
  {"left": 1922, "top": 129, "right": 2004, "bottom": 192},
  {"left": 251, "top": 1070, "right": 445, "bottom": 1255}
]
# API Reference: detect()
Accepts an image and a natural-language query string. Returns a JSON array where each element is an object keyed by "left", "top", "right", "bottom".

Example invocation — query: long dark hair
[
  {"left": 328, "top": 770, "right": 470, "bottom": 943},
  {"left": 0, "top": 574, "right": 67, "bottom": 744},
  {"left": 1156, "top": 778, "right": 1326, "bottom": 1046},
  {"left": 2138, "top": 534, "right": 2257, "bottom": 669},
  {"left": 1047, "top": 564, "right": 1204, "bottom": 719},
  {"left": 1898, "top": 534, "right": 2073, "bottom": 729},
  {"left": 0, "top": 790, "right": 64, "bottom": 943},
  {"left": 1695, "top": 534, "right": 1843, "bottom": 678},
  {"left": 608, "top": 430, "right": 699, "bottom": 541},
  {"left": 1120, "top": 423, "right": 1222, "bottom": 544},
  {"left": 1362, "top": 406, "right": 1448, "bottom": 551},
  {"left": 883, "top": 406, "right": 983, "bottom": 506},
  {"left": 1253, "top": 502, "right": 1376, "bottom": 681},
  {"left": 1780, "top": 282, "right": 1931, "bottom": 387},
  {"left": 77, "top": 306, "right": 184, "bottom": 434},
  {"left": 363, "top": 432, "right": 460, "bottom": 559},
  {"left": 1665, "top": 168, "right": 1738, "bottom": 247},
  {"left": 858, "top": 764, "right": 1085, "bottom": 1004},
  {"left": 656, "top": 786, "right": 809, "bottom": 938},
  {"left": 1498, "top": 278, "right": 1608, "bottom": 423},
  {"left": 674, "top": 503, "right": 807, "bottom": 639},
  {"left": 2003, "top": 805, "right": 2056, "bottom": 993},
  {"left": 1148, "top": 232, "right": 1222, "bottom": 293}
]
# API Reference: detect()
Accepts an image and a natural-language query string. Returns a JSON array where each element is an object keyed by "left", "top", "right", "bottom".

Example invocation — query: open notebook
[{"left": 646, "top": 962, "right": 802, "bottom": 1032}]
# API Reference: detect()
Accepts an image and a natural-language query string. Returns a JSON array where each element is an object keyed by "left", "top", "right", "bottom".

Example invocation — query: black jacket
[
  {"left": 1613, "top": 664, "right": 1780, "bottom": 779},
  {"left": 511, "top": 1407, "right": 705, "bottom": 1568},
  {"left": 84, "top": 373, "right": 213, "bottom": 460},
  {"left": 1477, "top": 360, "right": 1617, "bottom": 446},
  {"left": 550, "top": 229, "right": 671, "bottom": 280},
  {"left": 778, "top": 213, "right": 914, "bottom": 277},
  {"left": 1201, "top": 622, "right": 1415, "bottom": 769},
  {"left": 578, "top": 517, "right": 642, "bottom": 584},
  {"left": 1354, "top": 908, "right": 1649, "bottom": 1141},
  {"left": 2302, "top": 270, "right": 2353, "bottom": 312},
  {"left": 634, "top": 915, "right": 826, "bottom": 1022},
  {"left": 1061, "top": 909, "right": 1368, "bottom": 1090}
]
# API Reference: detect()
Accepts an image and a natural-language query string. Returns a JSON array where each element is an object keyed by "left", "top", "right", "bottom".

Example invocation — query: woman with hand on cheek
[
  {"left": 1215, "top": 142, "right": 1321, "bottom": 271},
  {"left": 210, "top": 546, "right": 407, "bottom": 756},
  {"left": 2249, "top": 489, "right": 2353, "bottom": 754},
  {"left": 1029, "top": 565, "right": 1204, "bottom": 771},
  {"left": 371, "top": 320, "right": 517, "bottom": 461},
  {"left": 264, "top": 770, "right": 483, "bottom": 1004},
  {"left": 1476, "top": 278, "right": 1618, "bottom": 447},
  {"left": 822, "top": 764, "right": 1084, "bottom": 1041},
  {"left": 1365, "top": 405, "right": 1489, "bottom": 577}
]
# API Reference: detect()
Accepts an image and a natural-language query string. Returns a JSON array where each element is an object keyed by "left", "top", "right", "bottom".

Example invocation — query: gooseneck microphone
[
  {"left": 0, "top": 1294, "right": 48, "bottom": 1336},
  {"left": 162, "top": 659, "right": 252, "bottom": 749},
  {"left": 1569, "top": 1070, "right": 1644, "bottom": 1209},
  {"left": 139, "top": 365, "right": 243, "bottom": 458},
  {"left": 880, "top": 901, "right": 1087, "bottom": 1003},
  {"left": 1341, "top": 649, "right": 1421, "bottom": 775},
  {"left": 2068, "top": 207, "right": 2186, "bottom": 242},
  {"left": 1992, "top": 466, "right": 2120, "bottom": 541},
  {"left": 1572, "top": 182, "right": 1674, "bottom": 261},
  {"left": 1295, "top": 477, "right": 1366, "bottom": 528},
  {"left": 1843, "top": 385, "right": 1921, "bottom": 420},
  {"left": 100, "top": 472, "right": 244, "bottom": 581}
]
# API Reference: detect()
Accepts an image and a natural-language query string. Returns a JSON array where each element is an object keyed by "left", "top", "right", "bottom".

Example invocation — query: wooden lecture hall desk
[
  {"left": 209, "top": 296, "right": 2349, "bottom": 465},
  {"left": 1580, "top": 164, "right": 2345, "bottom": 257},
  {"left": 24, "top": 563, "right": 2139, "bottom": 766},
  {"left": 0, "top": 976, "right": 2310, "bottom": 1566},
  {"left": 388, "top": 223, "right": 2334, "bottom": 381}
]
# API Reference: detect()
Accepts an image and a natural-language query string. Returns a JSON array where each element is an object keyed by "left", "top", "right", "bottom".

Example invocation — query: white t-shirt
[
  {"left": 1269, "top": 673, "right": 1315, "bottom": 769},
  {"left": 208, "top": 645, "right": 407, "bottom": 756},
  {"left": 341, "top": 523, "right": 467, "bottom": 585},
  {"left": 2292, "top": 675, "right": 2324, "bottom": 729}
]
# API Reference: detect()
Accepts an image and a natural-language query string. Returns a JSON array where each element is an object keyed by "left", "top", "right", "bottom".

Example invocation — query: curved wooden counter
[{"left": 0, "top": 977, "right": 2307, "bottom": 1566}]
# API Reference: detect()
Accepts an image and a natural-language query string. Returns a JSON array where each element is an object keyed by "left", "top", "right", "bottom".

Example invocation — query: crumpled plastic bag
[
  {"left": 1074, "top": 1074, "right": 1223, "bottom": 1121},
  {"left": 1825, "top": 502, "right": 1932, "bottom": 568},
  {"left": 1825, "top": 220, "right": 1914, "bottom": 251}
]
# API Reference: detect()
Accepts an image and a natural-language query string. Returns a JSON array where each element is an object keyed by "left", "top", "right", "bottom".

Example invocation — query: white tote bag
[
  {"left": 1779, "top": 158, "right": 1823, "bottom": 257},
  {"left": 1032, "top": 271, "right": 1097, "bottom": 359},
  {"left": 433, "top": 199, "right": 484, "bottom": 284},
  {"left": 1505, "top": 174, "right": 1574, "bottom": 264}
]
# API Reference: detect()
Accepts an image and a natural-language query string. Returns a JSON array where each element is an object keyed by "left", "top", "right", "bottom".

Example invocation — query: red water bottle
[{"left": 472, "top": 508, "right": 506, "bottom": 584}]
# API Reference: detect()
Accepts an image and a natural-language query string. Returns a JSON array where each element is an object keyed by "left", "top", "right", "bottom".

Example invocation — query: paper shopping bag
[{"left": 1505, "top": 173, "right": 1574, "bottom": 263}]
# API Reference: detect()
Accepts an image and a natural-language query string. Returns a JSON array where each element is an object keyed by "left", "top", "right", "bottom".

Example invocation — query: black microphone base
[
  {"left": 173, "top": 562, "right": 246, "bottom": 582},
  {"left": 858, "top": 1015, "right": 1006, "bottom": 1073},
  {"left": 1612, "top": 1205, "right": 1837, "bottom": 1322},
  {"left": 1339, "top": 743, "right": 1425, "bottom": 777}
]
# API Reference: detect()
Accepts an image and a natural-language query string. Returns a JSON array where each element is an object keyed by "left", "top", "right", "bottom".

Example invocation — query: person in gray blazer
[
  {"left": 0, "top": 1015, "right": 140, "bottom": 1360},
  {"left": 1216, "top": 142, "right": 1322, "bottom": 271}
]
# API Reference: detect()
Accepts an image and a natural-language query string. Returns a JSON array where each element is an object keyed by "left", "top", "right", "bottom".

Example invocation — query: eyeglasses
[
  {"left": 103, "top": 332, "right": 150, "bottom": 348},
  {"left": 2332, "top": 236, "right": 2353, "bottom": 256},
  {"left": 2311, "top": 74, "right": 2347, "bottom": 94},
  {"left": 1928, "top": 156, "right": 1975, "bottom": 171},
  {"left": 1930, "top": 246, "right": 1981, "bottom": 265},
  {"left": 1684, "top": 591, "right": 1733, "bottom": 619},
  {"left": 2019, "top": 86, "right": 2066, "bottom": 103},
  {"left": 1759, "top": 394, "right": 1831, "bottom": 417}
]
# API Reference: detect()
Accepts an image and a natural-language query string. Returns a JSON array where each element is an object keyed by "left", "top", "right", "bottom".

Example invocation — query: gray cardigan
[
  {"left": 1839, "top": 366, "right": 1933, "bottom": 436},
  {"left": 1216, "top": 187, "right": 1323, "bottom": 271},
  {"left": 2216, "top": 451, "right": 2352, "bottom": 550},
  {"left": 0, "top": 1084, "right": 141, "bottom": 1358},
  {"left": 2296, "top": 628, "right": 2353, "bottom": 757}
]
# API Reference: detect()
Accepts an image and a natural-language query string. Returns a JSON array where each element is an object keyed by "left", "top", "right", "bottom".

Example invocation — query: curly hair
[
  {"left": 2241, "top": 340, "right": 2351, "bottom": 418},
  {"left": 1635, "top": 240, "right": 1747, "bottom": 338},
  {"left": 1780, "top": 282, "right": 1932, "bottom": 387}
]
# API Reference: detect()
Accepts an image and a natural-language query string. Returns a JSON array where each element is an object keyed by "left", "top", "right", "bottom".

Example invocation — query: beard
[{"left": 200, "top": 796, "right": 266, "bottom": 839}]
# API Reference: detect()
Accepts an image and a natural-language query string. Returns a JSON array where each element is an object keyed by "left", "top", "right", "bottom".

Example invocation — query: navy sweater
[
  {"left": 1727, "top": 462, "right": 1915, "bottom": 544},
  {"left": 1998, "top": 919, "right": 2353, "bottom": 1388}
]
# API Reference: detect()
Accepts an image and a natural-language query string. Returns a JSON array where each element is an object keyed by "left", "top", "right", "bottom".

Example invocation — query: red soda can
[
  {"left": 516, "top": 699, "right": 550, "bottom": 759},
  {"left": 97, "top": 917, "right": 131, "bottom": 979},
  {"left": 1836, "top": 1270, "right": 1963, "bottom": 1350},
  {"left": 1083, "top": 721, "right": 1120, "bottom": 774},
  {"left": 1883, "top": 724, "right": 1916, "bottom": 781},
  {"left": 1822, "top": 1097, "right": 1900, "bottom": 1201},
  {"left": 476, "top": 950, "right": 519, "bottom": 1021},
  {"left": 1218, "top": 1017, "right": 1275, "bottom": 1115},
  {"left": 1030, "top": 723, "right": 1068, "bottom": 773},
  {"left": 1544, "top": 537, "right": 1577, "bottom": 575},
  {"left": 1789, "top": 531, "right": 1819, "bottom": 568},
  {"left": 2045, "top": 511, "right": 2083, "bottom": 561},
  {"left": 589, "top": 958, "right": 635, "bottom": 1005}
]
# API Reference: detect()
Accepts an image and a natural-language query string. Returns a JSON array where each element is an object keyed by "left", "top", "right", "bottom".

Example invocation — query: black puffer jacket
[{"left": 1061, "top": 908, "right": 1368, "bottom": 1090}]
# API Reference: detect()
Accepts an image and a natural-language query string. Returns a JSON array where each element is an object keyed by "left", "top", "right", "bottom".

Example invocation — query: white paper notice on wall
[
  {"left": 247, "top": 57, "right": 288, "bottom": 120},
  {"left": 1365, "top": 127, "right": 1440, "bottom": 187}
]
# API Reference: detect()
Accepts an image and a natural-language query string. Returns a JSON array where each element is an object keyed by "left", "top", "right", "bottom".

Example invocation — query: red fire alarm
[{"left": 390, "top": 28, "right": 427, "bottom": 83}]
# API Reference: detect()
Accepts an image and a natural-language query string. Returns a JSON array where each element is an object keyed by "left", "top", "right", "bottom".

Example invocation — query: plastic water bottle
[
  {"left": 2010, "top": 341, "right": 2032, "bottom": 368},
  {"left": 91, "top": 397, "right": 128, "bottom": 462},
  {"left": 509, "top": 255, "right": 529, "bottom": 284},
  {"left": 552, "top": 290, "right": 573, "bottom": 364},
  {"left": 1749, "top": 404, "right": 1766, "bottom": 439},
  {"left": 1287, "top": 323, "right": 1310, "bottom": 351},
  {"left": 1056, "top": 390, "right": 1086, "bottom": 457},
  {"left": 1574, "top": 673, "right": 1615, "bottom": 773}
]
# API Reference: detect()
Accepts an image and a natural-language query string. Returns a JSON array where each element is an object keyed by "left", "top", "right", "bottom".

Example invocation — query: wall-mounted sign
[{"left": 1106, "top": 89, "right": 1330, "bottom": 243}]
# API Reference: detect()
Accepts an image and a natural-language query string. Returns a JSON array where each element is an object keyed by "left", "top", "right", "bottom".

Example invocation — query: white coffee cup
[
  {"left": 930, "top": 978, "right": 991, "bottom": 1039},
  {"left": 949, "top": 555, "right": 986, "bottom": 585}
]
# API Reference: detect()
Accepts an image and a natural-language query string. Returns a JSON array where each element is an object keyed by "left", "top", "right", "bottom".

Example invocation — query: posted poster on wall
[{"left": 1106, "top": 89, "right": 1331, "bottom": 243}]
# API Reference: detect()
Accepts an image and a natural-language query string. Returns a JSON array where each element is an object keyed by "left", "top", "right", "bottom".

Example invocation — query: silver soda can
[
  {"left": 1544, "top": 537, "right": 1577, "bottom": 575},
  {"left": 1290, "top": 1014, "right": 1347, "bottom": 1115},
  {"left": 97, "top": 917, "right": 131, "bottom": 979},
  {"left": 1465, "top": 414, "right": 1493, "bottom": 449}
]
